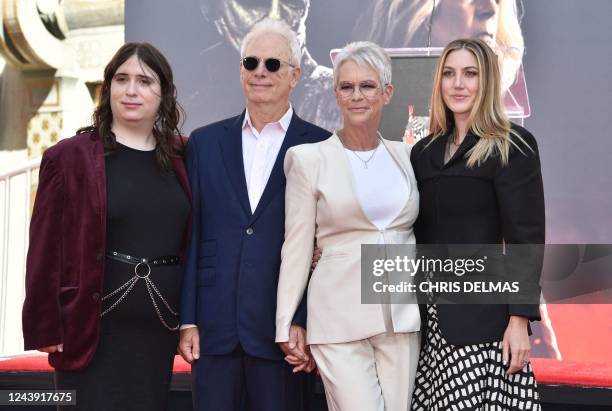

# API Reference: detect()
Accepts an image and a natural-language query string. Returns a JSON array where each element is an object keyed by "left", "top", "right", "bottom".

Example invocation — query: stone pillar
[
  {"left": 63, "top": 0, "right": 124, "bottom": 30},
  {"left": 0, "top": 0, "right": 124, "bottom": 163}
]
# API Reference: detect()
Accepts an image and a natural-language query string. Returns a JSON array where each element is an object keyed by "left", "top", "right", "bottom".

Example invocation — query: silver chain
[
  {"left": 348, "top": 145, "right": 380, "bottom": 169},
  {"left": 144, "top": 276, "right": 179, "bottom": 330},
  {"left": 100, "top": 273, "right": 179, "bottom": 331},
  {"left": 339, "top": 131, "right": 383, "bottom": 169},
  {"left": 100, "top": 276, "right": 138, "bottom": 316}
]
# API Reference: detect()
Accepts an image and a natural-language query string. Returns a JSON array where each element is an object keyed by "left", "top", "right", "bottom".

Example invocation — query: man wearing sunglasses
[
  {"left": 179, "top": 18, "right": 331, "bottom": 411},
  {"left": 194, "top": 0, "right": 341, "bottom": 132}
]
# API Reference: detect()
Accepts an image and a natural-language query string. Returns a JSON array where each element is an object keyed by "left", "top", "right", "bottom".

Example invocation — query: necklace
[
  {"left": 339, "top": 131, "right": 383, "bottom": 170},
  {"left": 445, "top": 131, "right": 462, "bottom": 162}
]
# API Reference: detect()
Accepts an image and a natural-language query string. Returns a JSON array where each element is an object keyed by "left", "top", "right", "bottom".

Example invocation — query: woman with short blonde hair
[{"left": 276, "top": 41, "right": 421, "bottom": 411}]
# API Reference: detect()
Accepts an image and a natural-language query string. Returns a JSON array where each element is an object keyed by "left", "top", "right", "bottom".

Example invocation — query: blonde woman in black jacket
[{"left": 410, "top": 38, "right": 544, "bottom": 410}]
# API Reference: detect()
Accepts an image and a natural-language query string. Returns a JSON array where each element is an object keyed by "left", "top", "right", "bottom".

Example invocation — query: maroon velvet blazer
[{"left": 21, "top": 131, "right": 191, "bottom": 371}]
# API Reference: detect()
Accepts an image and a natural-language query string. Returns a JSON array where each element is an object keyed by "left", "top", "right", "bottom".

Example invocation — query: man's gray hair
[
  {"left": 240, "top": 18, "right": 302, "bottom": 66},
  {"left": 333, "top": 41, "right": 392, "bottom": 88}
]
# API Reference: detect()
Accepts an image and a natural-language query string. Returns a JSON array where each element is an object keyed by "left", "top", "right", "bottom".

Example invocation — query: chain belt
[{"left": 101, "top": 251, "right": 181, "bottom": 331}]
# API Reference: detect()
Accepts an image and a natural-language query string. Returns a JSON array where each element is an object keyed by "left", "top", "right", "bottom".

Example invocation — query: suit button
[
  {"left": 246, "top": 228, "right": 254, "bottom": 235},
  {"left": 96, "top": 253, "right": 103, "bottom": 261},
  {"left": 92, "top": 292, "right": 101, "bottom": 302}
]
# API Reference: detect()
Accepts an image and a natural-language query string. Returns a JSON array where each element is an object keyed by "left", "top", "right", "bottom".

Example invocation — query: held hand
[
  {"left": 284, "top": 346, "right": 317, "bottom": 373},
  {"left": 279, "top": 325, "right": 310, "bottom": 371},
  {"left": 38, "top": 344, "right": 63, "bottom": 353},
  {"left": 178, "top": 327, "right": 200, "bottom": 364},
  {"left": 279, "top": 325, "right": 309, "bottom": 360},
  {"left": 301, "top": 347, "right": 317, "bottom": 373},
  {"left": 502, "top": 316, "right": 531, "bottom": 375}
]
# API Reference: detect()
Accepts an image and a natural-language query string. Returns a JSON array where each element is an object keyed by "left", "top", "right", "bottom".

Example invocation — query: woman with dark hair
[
  {"left": 410, "top": 38, "right": 543, "bottom": 409},
  {"left": 22, "top": 42, "right": 190, "bottom": 411}
]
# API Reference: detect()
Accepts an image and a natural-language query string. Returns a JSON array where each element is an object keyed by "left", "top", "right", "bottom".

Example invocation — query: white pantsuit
[
  {"left": 311, "top": 331, "right": 420, "bottom": 411},
  {"left": 275, "top": 134, "right": 421, "bottom": 410}
]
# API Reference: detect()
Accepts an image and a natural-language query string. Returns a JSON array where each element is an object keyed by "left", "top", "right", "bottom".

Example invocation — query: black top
[
  {"left": 54, "top": 143, "right": 190, "bottom": 411},
  {"left": 102, "top": 143, "right": 190, "bottom": 333},
  {"left": 410, "top": 123, "right": 545, "bottom": 345}
]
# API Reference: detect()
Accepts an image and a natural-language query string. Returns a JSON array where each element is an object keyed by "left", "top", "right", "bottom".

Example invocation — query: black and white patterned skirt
[{"left": 411, "top": 305, "right": 541, "bottom": 410}]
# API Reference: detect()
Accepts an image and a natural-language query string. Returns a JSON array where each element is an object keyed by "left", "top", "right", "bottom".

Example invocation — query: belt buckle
[{"left": 134, "top": 261, "right": 151, "bottom": 278}]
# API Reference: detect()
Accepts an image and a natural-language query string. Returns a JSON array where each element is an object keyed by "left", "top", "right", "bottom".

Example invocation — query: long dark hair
[{"left": 78, "top": 42, "right": 185, "bottom": 171}]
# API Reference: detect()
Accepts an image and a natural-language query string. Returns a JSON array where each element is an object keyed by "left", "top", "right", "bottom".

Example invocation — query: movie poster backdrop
[{"left": 126, "top": 0, "right": 612, "bottom": 363}]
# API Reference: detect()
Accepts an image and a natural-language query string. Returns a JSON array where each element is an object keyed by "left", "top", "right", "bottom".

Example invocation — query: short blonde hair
[{"left": 333, "top": 41, "right": 392, "bottom": 88}]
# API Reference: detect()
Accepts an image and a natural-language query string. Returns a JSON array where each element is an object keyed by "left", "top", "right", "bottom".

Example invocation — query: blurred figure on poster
[
  {"left": 360, "top": 0, "right": 533, "bottom": 151},
  {"left": 178, "top": 18, "right": 330, "bottom": 411},
  {"left": 276, "top": 41, "right": 421, "bottom": 411},
  {"left": 22, "top": 42, "right": 190, "bottom": 411},
  {"left": 198, "top": 0, "right": 342, "bottom": 131},
  {"left": 410, "top": 38, "right": 544, "bottom": 409},
  {"left": 355, "top": 0, "right": 523, "bottom": 92}
]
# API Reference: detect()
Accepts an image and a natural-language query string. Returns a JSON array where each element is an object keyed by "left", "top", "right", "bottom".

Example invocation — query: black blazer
[{"left": 410, "top": 123, "right": 545, "bottom": 345}]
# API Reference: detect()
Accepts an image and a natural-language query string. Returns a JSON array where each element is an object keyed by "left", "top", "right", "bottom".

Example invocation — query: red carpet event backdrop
[{"left": 125, "top": 0, "right": 612, "bottom": 364}]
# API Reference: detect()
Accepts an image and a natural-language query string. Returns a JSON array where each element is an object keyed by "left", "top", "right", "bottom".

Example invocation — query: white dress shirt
[{"left": 242, "top": 106, "right": 293, "bottom": 213}]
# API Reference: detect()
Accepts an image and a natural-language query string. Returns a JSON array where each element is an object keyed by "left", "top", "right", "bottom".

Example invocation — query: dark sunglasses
[{"left": 241, "top": 56, "right": 295, "bottom": 73}]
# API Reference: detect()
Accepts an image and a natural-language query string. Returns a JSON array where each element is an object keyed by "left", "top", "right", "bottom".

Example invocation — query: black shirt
[{"left": 102, "top": 143, "right": 190, "bottom": 333}]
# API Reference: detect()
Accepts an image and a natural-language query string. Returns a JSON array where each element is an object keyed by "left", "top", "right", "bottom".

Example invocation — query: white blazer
[{"left": 275, "top": 133, "right": 420, "bottom": 345}]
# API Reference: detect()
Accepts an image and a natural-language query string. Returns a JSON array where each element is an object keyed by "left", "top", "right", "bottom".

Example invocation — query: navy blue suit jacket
[{"left": 181, "top": 111, "right": 330, "bottom": 360}]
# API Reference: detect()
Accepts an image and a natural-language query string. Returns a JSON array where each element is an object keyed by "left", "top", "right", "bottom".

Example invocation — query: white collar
[{"left": 242, "top": 105, "right": 294, "bottom": 132}]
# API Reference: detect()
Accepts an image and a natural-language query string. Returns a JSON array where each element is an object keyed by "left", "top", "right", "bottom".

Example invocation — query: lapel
[
  {"left": 171, "top": 158, "right": 191, "bottom": 201},
  {"left": 384, "top": 140, "right": 410, "bottom": 183},
  {"left": 449, "top": 133, "right": 478, "bottom": 167},
  {"left": 330, "top": 134, "right": 415, "bottom": 230},
  {"left": 218, "top": 111, "right": 252, "bottom": 218},
  {"left": 327, "top": 133, "right": 379, "bottom": 231},
  {"left": 430, "top": 132, "right": 448, "bottom": 169},
  {"left": 382, "top": 139, "right": 415, "bottom": 226},
  {"left": 250, "top": 112, "right": 308, "bottom": 224},
  {"left": 171, "top": 137, "right": 192, "bottom": 202},
  {"left": 170, "top": 138, "right": 192, "bottom": 257},
  {"left": 89, "top": 131, "right": 107, "bottom": 230},
  {"left": 431, "top": 131, "right": 479, "bottom": 169}
]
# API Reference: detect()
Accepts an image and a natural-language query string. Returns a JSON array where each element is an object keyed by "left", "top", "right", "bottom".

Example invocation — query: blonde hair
[
  {"left": 429, "top": 38, "right": 528, "bottom": 167},
  {"left": 496, "top": 0, "right": 525, "bottom": 90}
]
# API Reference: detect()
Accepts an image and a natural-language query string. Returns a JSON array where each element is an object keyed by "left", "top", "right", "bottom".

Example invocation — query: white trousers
[{"left": 311, "top": 331, "right": 420, "bottom": 411}]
